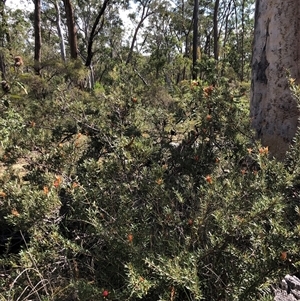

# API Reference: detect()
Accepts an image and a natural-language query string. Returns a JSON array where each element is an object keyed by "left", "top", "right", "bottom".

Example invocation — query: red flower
[
  {"left": 203, "top": 85, "right": 214, "bottom": 97},
  {"left": 206, "top": 114, "right": 212, "bottom": 121},
  {"left": 102, "top": 290, "right": 109, "bottom": 298},
  {"left": 205, "top": 175, "right": 213, "bottom": 184},
  {"left": 127, "top": 233, "right": 133, "bottom": 243},
  {"left": 53, "top": 175, "right": 62, "bottom": 188},
  {"left": 280, "top": 251, "right": 287, "bottom": 261}
]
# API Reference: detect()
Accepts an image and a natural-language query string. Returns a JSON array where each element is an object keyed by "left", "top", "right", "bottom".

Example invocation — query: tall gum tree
[
  {"left": 53, "top": 0, "right": 66, "bottom": 61},
  {"left": 63, "top": 0, "right": 78, "bottom": 59},
  {"left": 0, "top": 0, "right": 9, "bottom": 80},
  {"left": 251, "top": 0, "right": 300, "bottom": 159},
  {"left": 192, "top": 0, "right": 199, "bottom": 79},
  {"left": 34, "top": 0, "right": 42, "bottom": 75}
]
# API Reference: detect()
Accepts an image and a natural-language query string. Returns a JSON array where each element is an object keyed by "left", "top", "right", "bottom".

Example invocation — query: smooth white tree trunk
[
  {"left": 251, "top": 0, "right": 300, "bottom": 159},
  {"left": 54, "top": 0, "right": 66, "bottom": 62}
]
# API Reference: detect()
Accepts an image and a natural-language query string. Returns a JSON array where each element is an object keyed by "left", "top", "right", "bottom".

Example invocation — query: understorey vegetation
[
  {"left": 1, "top": 0, "right": 300, "bottom": 300},
  {"left": 0, "top": 57, "right": 300, "bottom": 301}
]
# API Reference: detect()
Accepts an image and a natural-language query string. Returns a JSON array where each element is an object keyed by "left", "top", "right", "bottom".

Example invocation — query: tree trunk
[
  {"left": 63, "top": 0, "right": 78, "bottom": 60},
  {"left": 250, "top": 0, "right": 300, "bottom": 159},
  {"left": 213, "top": 0, "right": 219, "bottom": 61},
  {"left": 54, "top": 0, "right": 66, "bottom": 62},
  {"left": 0, "top": 0, "right": 7, "bottom": 80},
  {"left": 192, "top": 0, "right": 199, "bottom": 80},
  {"left": 125, "top": 0, "right": 153, "bottom": 66},
  {"left": 240, "top": 0, "right": 245, "bottom": 81},
  {"left": 85, "top": 0, "right": 110, "bottom": 67},
  {"left": 34, "top": 0, "right": 42, "bottom": 75}
]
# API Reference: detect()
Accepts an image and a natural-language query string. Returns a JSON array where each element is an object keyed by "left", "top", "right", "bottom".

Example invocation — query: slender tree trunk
[
  {"left": 0, "top": 0, "right": 6, "bottom": 80},
  {"left": 126, "top": 1, "right": 153, "bottom": 66},
  {"left": 85, "top": 0, "right": 110, "bottom": 67},
  {"left": 54, "top": 0, "right": 66, "bottom": 61},
  {"left": 251, "top": 0, "right": 300, "bottom": 159},
  {"left": 88, "top": 65, "right": 94, "bottom": 89},
  {"left": 192, "top": 0, "right": 199, "bottom": 80},
  {"left": 222, "top": 2, "right": 232, "bottom": 56},
  {"left": 0, "top": 52, "right": 5, "bottom": 80},
  {"left": 240, "top": 0, "right": 245, "bottom": 81},
  {"left": 63, "top": 0, "right": 78, "bottom": 60},
  {"left": 213, "top": 0, "right": 219, "bottom": 61},
  {"left": 126, "top": 21, "right": 143, "bottom": 65},
  {"left": 34, "top": 0, "right": 42, "bottom": 75}
]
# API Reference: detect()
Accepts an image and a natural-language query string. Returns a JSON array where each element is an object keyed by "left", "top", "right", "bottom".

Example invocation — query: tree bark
[
  {"left": 85, "top": 0, "right": 110, "bottom": 67},
  {"left": 63, "top": 0, "right": 78, "bottom": 60},
  {"left": 240, "top": 0, "right": 245, "bottom": 81},
  {"left": 250, "top": 0, "right": 300, "bottom": 159},
  {"left": 192, "top": 0, "right": 199, "bottom": 80},
  {"left": 0, "top": 0, "right": 7, "bottom": 80},
  {"left": 213, "top": 0, "right": 219, "bottom": 61},
  {"left": 54, "top": 0, "right": 66, "bottom": 62},
  {"left": 34, "top": 0, "right": 42, "bottom": 75}
]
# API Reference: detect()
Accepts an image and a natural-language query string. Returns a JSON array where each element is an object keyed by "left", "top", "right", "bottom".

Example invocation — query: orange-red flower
[
  {"left": 11, "top": 208, "right": 20, "bottom": 217},
  {"left": 259, "top": 146, "right": 269, "bottom": 155},
  {"left": 29, "top": 121, "right": 36, "bottom": 127},
  {"left": 187, "top": 219, "right": 193, "bottom": 226},
  {"left": 203, "top": 85, "right": 214, "bottom": 97},
  {"left": 156, "top": 178, "right": 163, "bottom": 185},
  {"left": 72, "top": 182, "right": 79, "bottom": 189},
  {"left": 280, "top": 251, "right": 288, "bottom": 261},
  {"left": 43, "top": 186, "right": 49, "bottom": 195},
  {"left": 53, "top": 175, "right": 62, "bottom": 188},
  {"left": 205, "top": 175, "right": 213, "bottom": 184},
  {"left": 128, "top": 233, "right": 133, "bottom": 243},
  {"left": 206, "top": 114, "right": 212, "bottom": 121}
]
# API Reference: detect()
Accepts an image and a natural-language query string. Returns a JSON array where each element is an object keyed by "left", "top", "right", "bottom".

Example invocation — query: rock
[
  {"left": 281, "top": 279, "right": 289, "bottom": 291},
  {"left": 291, "top": 290, "right": 300, "bottom": 299},
  {"left": 274, "top": 289, "right": 297, "bottom": 301},
  {"left": 284, "top": 275, "right": 300, "bottom": 291},
  {"left": 274, "top": 275, "right": 300, "bottom": 300}
]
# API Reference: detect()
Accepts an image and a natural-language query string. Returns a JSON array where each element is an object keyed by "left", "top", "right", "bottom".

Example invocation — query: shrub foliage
[{"left": 0, "top": 61, "right": 300, "bottom": 301}]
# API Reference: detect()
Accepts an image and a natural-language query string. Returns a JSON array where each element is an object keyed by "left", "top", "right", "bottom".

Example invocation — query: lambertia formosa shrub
[{"left": 1, "top": 62, "right": 300, "bottom": 301}]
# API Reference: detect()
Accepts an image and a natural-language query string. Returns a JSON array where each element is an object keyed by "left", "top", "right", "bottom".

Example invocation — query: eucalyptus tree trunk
[
  {"left": 85, "top": 0, "right": 110, "bottom": 67},
  {"left": 0, "top": 0, "right": 7, "bottom": 80},
  {"left": 192, "top": 0, "right": 199, "bottom": 80},
  {"left": 63, "top": 0, "right": 78, "bottom": 60},
  {"left": 125, "top": 0, "right": 153, "bottom": 66},
  {"left": 250, "top": 0, "right": 300, "bottom": 159},
  {"left": 54, "top": 0, "right": 66, "bottom": 62},
  {"left": 240, "top": 0, "right": 245, "bottom": 81},
  {"left": 213, "top": 0, "right": 219, "bottom": 61},
  {"left": 34, "top": 0, "right": 42, "bottom": 75}
]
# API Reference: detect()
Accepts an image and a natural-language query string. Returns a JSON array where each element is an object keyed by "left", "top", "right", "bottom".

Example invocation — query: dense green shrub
[{"left": 0, "top": 62, "right": 300, "bottom": 301}]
